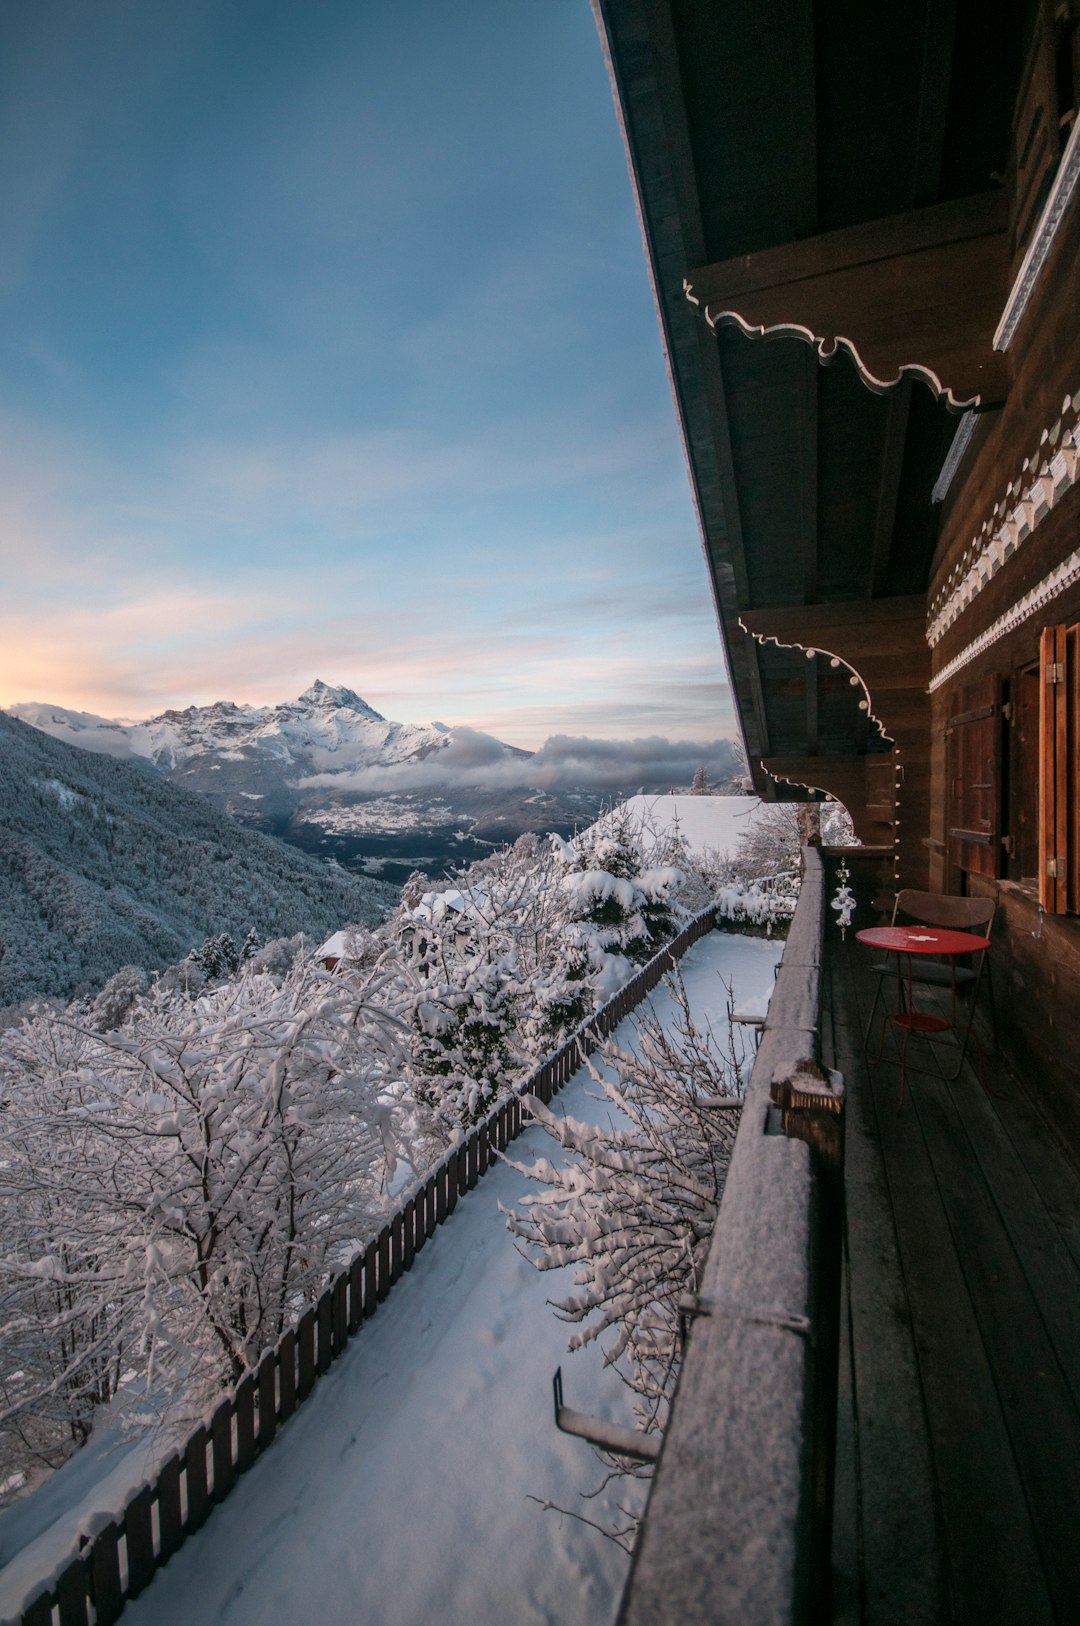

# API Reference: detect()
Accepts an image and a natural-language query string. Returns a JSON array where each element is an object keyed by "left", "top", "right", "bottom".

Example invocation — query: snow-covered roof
[
  {"left": 316, "top": 930, "right": 349, "bottom": 960},
  {"left": 608, "top": 794, "right": 769, "bottom": 858},
  {"left": 406, "top": 885, "right": 488, "bottom": 926}
]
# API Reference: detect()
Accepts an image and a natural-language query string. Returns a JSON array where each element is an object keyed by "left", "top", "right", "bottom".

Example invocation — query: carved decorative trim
[
  {"left": 928, "top": 545, "right": 1080, "bottom": 693},
  {"left": 931, "top": 411, "right": 978, "bottom": 504},
  {"left": 691, "top": 299, "right": 984, "bottom": 413},
  {"left": 737, "top": 623, "right": 891, "bottom": 744},
  {"left": 926, "top": 401, "right": 1080, "bottom": 647},
  {"left": 994, "top": 117, "right": 1080, "bottom": 352}
]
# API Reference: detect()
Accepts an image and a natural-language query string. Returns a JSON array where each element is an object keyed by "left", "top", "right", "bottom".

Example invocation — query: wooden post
[
  {"left": 771, "top": 1056, "right": 846, "bottom": 1615},
  {"left": 56, "top": 1555, "right": 89, "bottom": 1626},
  {"left": 235, "top": 1373, "right": 256, "bottom": 1470},
  {"left": 364, "top": 1236, "right": 379, "bottom": 1311},
  {"left": 297, "top": 1308, "right": 317, "bottom": 1396},
  {"left": 257, "top": 1349, "right": 278, "bottom": 1445},
  {"left": 316, "top": 1289, "right": 333, "bottom": 1374},
  {"left": 389, "top": 1213, "right": 404, "bottom": 1282},
  {"left": 332, "top": 1271, "right": 348, "bottom": 1352},
  {"left": 124, "top": 1484, "right": 156, "bottom": 1595},
  {"left": 278, "top": 1331, "right": 297, "bottom": 1421},
  {"left": 210, "top": 1400, "right": 235, "bottom": 1500},
  {"left": 20, "top": 1592, "right": 53, "bottom": 1626},
  {"left": 402, "top": 1197, "right": 416, "bottom": 1270},
  {"left": 184, "top": 1426, "right": 210, "bottom": 1529},
  {"left": 349, "top": 1252, "right": 365, "bottom": 1332},
  {"left": 90, "top": 1522, "right": 124, "bottom": 1626},
  {"left": 376, "top": 1225, "right": 391, "bottom": 1300},
  {"left": 157, "top": 1453, "right": 183, "bottom": 1559}
]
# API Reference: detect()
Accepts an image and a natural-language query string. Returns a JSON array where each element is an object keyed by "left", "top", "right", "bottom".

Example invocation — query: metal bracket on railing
[
  {"left": 677, "top": 1292, "right": 814, "bottom": 1348},
  {"left": 551, "top": 1367, "right": 661, "bottom": 1462}
]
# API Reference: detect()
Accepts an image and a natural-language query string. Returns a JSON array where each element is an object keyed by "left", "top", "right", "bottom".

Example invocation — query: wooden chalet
[{"left": 592, "top": 2, "right": 1080, "bottom": 1621}]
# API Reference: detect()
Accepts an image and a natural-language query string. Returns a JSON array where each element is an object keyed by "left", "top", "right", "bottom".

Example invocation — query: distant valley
[
  {"left": 9, "top": 683, "right": 723, "bottom": 884},
  {"left": 0, "top": 713, "right": 396, "bottom": 1008}
]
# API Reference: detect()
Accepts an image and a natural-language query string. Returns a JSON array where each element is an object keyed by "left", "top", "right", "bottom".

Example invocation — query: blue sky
[{"left": 0, "top": 0, "right": 735, "bottom": 750}]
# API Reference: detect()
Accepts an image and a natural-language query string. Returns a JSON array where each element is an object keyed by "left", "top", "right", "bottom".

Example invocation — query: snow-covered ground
[
  {"left": 614, "top": 794, "right": 767, "bottom": 859},
  {"left": 0, "top": 932, "right": 783, "bottom": 1626}
]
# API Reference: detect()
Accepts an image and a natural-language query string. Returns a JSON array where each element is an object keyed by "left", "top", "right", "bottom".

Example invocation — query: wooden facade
[{"left": 595, "top": 0, "right": 1080, "bottom": 1109}]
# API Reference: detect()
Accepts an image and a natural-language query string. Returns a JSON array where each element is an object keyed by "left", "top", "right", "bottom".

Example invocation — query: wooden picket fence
[{"left": 11, "top": 904, "right": 721, "bottom": 1626}]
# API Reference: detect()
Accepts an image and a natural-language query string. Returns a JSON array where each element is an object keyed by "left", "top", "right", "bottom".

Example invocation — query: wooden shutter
[
  {"left": 1039, "top": 624, "right": 1080, "bottom": 913},
  {"left": 947, "top": 673, "right": 1001, "bottom": 877}
]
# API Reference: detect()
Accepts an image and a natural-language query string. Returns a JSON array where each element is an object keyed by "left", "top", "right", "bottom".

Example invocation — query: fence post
[
  {"left": 20, "top": 1592, "right": 53, "bottom": 1626},
  {"left": 349, "top": 1253, "right": 365, "bottom": 1332},
  {"left": 55, "top": 1554, "right": 89, "bottom": 1626},
  {"left": 316, "top": 1289, "right": 333, "bottom": 1374},
  {"left": 184, "top": 1425, "right": 210, "bottom": 1530},
  {"left": 124, "top": 1483, "right": 156, "bottom": 1595},
  {"left": 257, "top": 1348, "right": 278, "bottom": 1445},
  {"left": 157, "top": 1452, "right": 183, "bottom": 1559},
  {"left": 90, "top": 1521, "right": 124, "bottom": 1626},
  {"left": 365, "top": 1236, "right": 379, "bottom": 1311},
  {"left": 402, "top": 1197, "right": 416, "bottom": 1271},
  {"left": 297, "top": 1308, "right": 317, "bottom": 1398},
  {"left": 376, "top": 1225, "right": 391, "bottom": 1301},
  {"left": 278, "top": 1330, "right": 298, "bottom": 1420},
  {"left": 235, "top": 1373, "right": 257, "bottom": 1470},
  {"left": 210, "top": 1400, "right": 235, "bottom": 1500},
  {"left": 333, "top": 1271, "right": 348, "bottom": 1352}
]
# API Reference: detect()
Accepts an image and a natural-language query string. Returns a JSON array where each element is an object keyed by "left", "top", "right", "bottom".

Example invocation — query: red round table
[{"left": 856, "top": 925, "right": 991, "bottom": 1108}]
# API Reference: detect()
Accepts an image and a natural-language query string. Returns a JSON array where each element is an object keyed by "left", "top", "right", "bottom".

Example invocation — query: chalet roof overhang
[{"left": 593, "top": 0, "right": 1035, "bottom": 806}]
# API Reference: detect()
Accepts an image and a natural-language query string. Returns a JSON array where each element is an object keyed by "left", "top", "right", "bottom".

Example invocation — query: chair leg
[{"left": 897, "top": 1027, "right": 909, "bottom": 1114}]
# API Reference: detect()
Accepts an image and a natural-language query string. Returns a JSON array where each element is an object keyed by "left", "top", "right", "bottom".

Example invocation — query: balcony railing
[{"left": 618, "top": 847, "right": 843, "bottom": 1626}]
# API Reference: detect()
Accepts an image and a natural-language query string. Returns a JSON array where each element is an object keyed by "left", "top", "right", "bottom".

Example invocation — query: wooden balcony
[
  {"left": 826, "top": 862, "right": 1080, "bottom": 1624},
  {"left": 619, "top": 849, "right": 1080, "bottom": 1624}
]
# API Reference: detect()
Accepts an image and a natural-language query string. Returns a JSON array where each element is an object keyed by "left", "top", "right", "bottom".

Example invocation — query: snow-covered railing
[
  {"left": 618, "top": 848, "right": 844, "bottom": 1626},
  {"left": 8, "top": 903, "right": 723, "bottom": 1626}
]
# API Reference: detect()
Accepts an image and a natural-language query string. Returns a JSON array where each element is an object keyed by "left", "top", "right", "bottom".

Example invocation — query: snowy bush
[
  {"left": 89, "top": 964, "right": 148, "bottom": 1032},
  {"left": 505, "top": 970, "right": 748, "bottom": 1448},
  {"left": 0, "top": 961, "right": 432, "bottom": 1493}
]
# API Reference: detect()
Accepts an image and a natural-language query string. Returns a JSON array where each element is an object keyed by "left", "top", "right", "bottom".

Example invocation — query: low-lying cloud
[{"left": 298, "top": 728, "right": 740, "bottom": 795}]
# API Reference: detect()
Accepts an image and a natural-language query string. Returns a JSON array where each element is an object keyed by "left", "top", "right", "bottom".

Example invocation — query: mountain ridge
[{"left": 0, "top": 712, "right": 397, "bottom": 1008}]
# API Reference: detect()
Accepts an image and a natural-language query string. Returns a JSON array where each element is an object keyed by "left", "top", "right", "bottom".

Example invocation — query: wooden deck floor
[{"left": 823, "top": 933, "right": 1080, "bottom": 1625}]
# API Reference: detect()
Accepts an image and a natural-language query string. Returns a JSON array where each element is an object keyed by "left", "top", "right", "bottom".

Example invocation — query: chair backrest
[{"left": 892, "top": 889, "right": 995, "bottom": 935}]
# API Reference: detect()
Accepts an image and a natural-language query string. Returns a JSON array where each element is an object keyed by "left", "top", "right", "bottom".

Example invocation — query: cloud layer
[{"left": 299, "top": 728, "right": 740, "bottom": 795}]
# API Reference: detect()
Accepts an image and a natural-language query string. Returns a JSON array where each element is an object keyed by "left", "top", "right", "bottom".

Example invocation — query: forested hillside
[{"left": 0, "top": 714, "right": 397, "bottom": 1006}]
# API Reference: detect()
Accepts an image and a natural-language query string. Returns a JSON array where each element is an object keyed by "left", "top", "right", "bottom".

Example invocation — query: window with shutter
[
  {"left": 1039, "top": 623, "right": 1080, "bottom": 913},
  {"left": 946, "top": 674, "right": 1001, "bottom": 878}
]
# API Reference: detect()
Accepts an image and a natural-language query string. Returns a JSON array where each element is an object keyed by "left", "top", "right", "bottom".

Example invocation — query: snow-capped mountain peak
[
  {"left": 5, "top": 684, "right": 519, "bottom": 787},
  {"left": 294, "top": 680, "right": 384, "bottom": 720}
]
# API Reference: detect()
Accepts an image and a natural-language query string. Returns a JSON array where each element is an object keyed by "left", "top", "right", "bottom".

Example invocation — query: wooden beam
[
  {"left": 686, "top": 192, "right": 1010, "bottom": 408},
  {"left": 870, "top": 378, "right": 912, "bottom": 596},
  {"left": 761, "top": 755, "right": 894, "bottom": 846},
  {"left": 912, "top": 0, "right": 958, "bottom": 206},
  {"left": 806, "top": 659, "right": 819, "bottom": 756},
  {"left": 799, "top": 346, "right": 819, "bottom": 603}
]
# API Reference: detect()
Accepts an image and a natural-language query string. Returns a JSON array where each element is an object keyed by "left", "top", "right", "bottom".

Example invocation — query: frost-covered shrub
[
  {"left": 0, "top": 961, "right": 429, "bottom": 1488},
  {"left": 89, "top": 964, "right": 148, "bottom": 1031},
  {"left": 506, "top": 970, "right": 748, "bottom": 1456},
  {"left": 247, "top": 931, "right": 306, "bottom": 979},
  {"left": 550, "top": 809, "right": 685, "bottom": 997}
]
